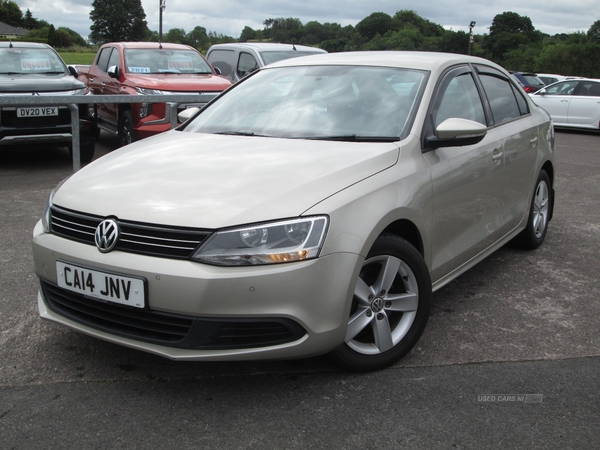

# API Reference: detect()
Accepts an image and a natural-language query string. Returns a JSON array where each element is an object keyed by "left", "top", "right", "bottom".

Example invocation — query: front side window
[
  {"left": 207, "top": 49, "right": 235, "bottom": 78},
  {"left": 96, "top": 47, "right": 113, "bottom": 73},
  {"left": 124, "top": 49, "right": 212, "bottom": 74},
  {"left": 237, "top": 52, "right": 259, "bottom": 79},
  {"left": 107, "top": 47, "right": 120, "bottom": 71},
  {"left": 544, "top": 81, "right": 579, "bottom": 96},
  {"left": 183, "top": 65, "right": 427, "bottom": 140},
  {"left": 435, "top": 72, "right": 486, "bottom": 127}
]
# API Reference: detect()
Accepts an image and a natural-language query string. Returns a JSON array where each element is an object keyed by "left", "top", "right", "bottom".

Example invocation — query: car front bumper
[{"left": 32, "top": 220, "right": 360, "bottom": 361}]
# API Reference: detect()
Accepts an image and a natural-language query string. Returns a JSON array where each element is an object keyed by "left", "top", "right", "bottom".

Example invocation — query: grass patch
[{"left": 59, "top": 52, "right": 97, "bottom": 65}]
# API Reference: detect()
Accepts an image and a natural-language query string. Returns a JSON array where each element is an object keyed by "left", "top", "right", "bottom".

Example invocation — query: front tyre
[
  {"left": 514, "top": 170, "right": 552, "bottom": 250},
  {"left": 118, "top": 110, "right": 135, "bottom": 147},
  {"left": 331, "top": 234, "right": 432, "bottom": 372}
]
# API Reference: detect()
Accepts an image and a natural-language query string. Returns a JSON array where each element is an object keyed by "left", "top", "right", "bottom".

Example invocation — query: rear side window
[
  {"left": 479, "top": 73, "right": 521, "bottom": 124},
  {"left": 578, "top": 81, "right": 600, "bottom": 97}
]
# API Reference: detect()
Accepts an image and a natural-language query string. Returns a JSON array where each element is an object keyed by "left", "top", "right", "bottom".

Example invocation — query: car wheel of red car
[{"left": 119, "top": 111, "right": 135, "bottom": 147}]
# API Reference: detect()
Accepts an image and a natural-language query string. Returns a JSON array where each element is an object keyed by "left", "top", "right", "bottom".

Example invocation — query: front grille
[
  {"left": 41, "top": 280, "right": 307, "bottom": 349},
  {"left": 42, "top": 280, "right": 194, "bottom": 343},
  {"left": 50, "top": 206, "right": 212, "bottom": 259},
  {"left": 1, "top": 107, "right": 71, "bottom": 128}
]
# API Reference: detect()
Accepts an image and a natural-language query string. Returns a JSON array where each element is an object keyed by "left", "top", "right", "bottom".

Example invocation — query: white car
[
  {"left": 530, "top": 78, "right": 600, "bottom": 131},
  {"left": 32, "top": 52, "right": 555, "bottom": 372},
  {"left": 206, "top": 42, "right": 327, "bottom": 83}
]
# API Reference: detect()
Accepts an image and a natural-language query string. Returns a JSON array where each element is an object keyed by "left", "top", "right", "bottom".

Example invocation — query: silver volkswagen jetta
[{"left": 32, "top": 51, "right": 555, "bottom": 372}]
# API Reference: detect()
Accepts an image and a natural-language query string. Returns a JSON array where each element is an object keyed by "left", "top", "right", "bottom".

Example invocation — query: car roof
[
  {"left": 265, "top": 51, "right": 503, "bottom": 72},
  {"left": 105, "top": 42, "right": 196, "bottom": 51},
  {"left": 209, "top": 42, "right": 326, "bottom": 53},
  {"left": 0, "top": 41, "right": 52, "bottom": 49}
]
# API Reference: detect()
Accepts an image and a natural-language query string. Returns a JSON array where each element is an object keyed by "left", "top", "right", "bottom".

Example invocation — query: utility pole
[
  {"left": 159, "top": 0, "right": 166, "bottom": 42},
  {"left": 468, "top": 21, "right": 476, "bottom": 55}
]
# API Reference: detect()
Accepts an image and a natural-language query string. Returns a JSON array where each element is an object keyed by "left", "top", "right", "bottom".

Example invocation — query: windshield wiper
[
  {"left": 214, "top": 131, "right": 271, "bottom": 137},
  {"left": 298, "top": 135, "right": 399, "bottom": 142}
]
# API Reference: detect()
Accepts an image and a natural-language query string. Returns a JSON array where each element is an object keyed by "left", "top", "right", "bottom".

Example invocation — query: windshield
[
  {"left": 260, "top": 50, "right": 325, "bottom": 65},
  {"left": 124, "top": 49, "right": 213, "bottom": 74},
  {"left": 0, "top": 47, "right": 67, "bottom": 75},
  {"left": 183, "top": 65, "right": 426, "bottom": 140}
]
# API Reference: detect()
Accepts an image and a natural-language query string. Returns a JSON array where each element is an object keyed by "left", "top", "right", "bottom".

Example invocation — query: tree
[
  {"left": 187, "top": 26, "right": 209, "bottom": 50},
  {"left": 89, "top": 0, "right": 148, "bottom": 44},
  {"left": 165, "top": 27, "right": 186, "bottom": 44},
  {"left": 484, "top": 12, "right": 541, "bottom": 64},
  {"left": 58, "top": 27, "right": 87, "bottom": 47},
  {"left": 239, "top": 26, "right": 257, "bottom": 42},
  {"left": 588, "top": 20, "right": 600, "bottom": 42},
  {"left": 47, "top": 24, "right": 56, "bottom": 46},
  {"left": 356, "top": 12, "right": 397, "bottom": 41},
  {"left": 0, "top": 0, "right": 22, "bottom": 27}
]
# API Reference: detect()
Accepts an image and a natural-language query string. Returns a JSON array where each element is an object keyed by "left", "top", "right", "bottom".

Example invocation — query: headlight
[
  {"left": 41, "top": 177, "right": 70, "bottom": 232},
  {"left": 136, "top": 87, "right": 164, "bottom": 95},
  {"left": 192, "top": 216, "right": 329, "bottom": 266}
]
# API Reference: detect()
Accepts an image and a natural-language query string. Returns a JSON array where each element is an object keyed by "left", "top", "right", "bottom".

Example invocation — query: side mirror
[
  {"left": 425, "top": 118, "right": 487, "bottom": 149},
  {"left": 178, "top": 107, "right": 200, "bottom": 123},
  {"left": 67, "top": 65, "right": 78, "bottom": 77},
  {"left": 537, "top": 88, "right": 547, "bottom": 96},
  {"left": 107, "top": 65, "right": 121, "bottom": 79},
  {"left": 213, "top": 66, "right": 222, "bottom": 75}
]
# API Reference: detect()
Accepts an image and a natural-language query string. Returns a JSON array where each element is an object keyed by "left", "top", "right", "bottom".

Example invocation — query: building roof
[{"left": 0, "top": 21, "right": 28, "bottom": 38}]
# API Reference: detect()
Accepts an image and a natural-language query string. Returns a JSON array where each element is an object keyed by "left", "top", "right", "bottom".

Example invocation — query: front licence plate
[
  {"left": 17, "top": 106, "right": 58, "bottom": 117},
  {"left": 56, "top": 261, "right": 145, "bottom": 308}
]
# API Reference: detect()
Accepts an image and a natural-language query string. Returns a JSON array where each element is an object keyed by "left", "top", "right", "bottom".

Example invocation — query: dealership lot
[{"left": 1, "top": 130, "right": 599, "bottom": 447}]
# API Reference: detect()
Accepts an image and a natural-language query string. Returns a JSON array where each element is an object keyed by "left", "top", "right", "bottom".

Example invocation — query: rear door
[
  {"left": 568, "top": 80, "right": 600, "bottom": 127},
  {"left": 475, "top": 65, "right": 539, "bottom": 233}
]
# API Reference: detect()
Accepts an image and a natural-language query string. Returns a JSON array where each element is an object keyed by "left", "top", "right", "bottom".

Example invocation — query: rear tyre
[
  {"left": 118, "top": 110, "right": 135, "bottom": 147},
  {"left": 79, "top": 138, "right": 95, "bottom": 163},
  {"left": 330, "top": 234, "right": 431, "bottom": 372},
  {"left": 514, "top": 170, "right": 551, "bottom": 250}
]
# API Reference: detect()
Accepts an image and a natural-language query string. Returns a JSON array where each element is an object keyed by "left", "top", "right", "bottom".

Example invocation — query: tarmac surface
[{"left": 1, "top": 129, "right": 599, "bottom": 448}]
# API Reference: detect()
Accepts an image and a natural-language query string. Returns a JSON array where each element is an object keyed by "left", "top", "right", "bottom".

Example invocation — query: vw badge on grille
[{"left": 95, "top": 219, "right": 119, "bottom": 253}]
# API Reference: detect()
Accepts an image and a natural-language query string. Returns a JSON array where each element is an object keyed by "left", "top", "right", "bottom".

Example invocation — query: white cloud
[{"left": 13, "top": 0, "right": 599, "bottom": 41}]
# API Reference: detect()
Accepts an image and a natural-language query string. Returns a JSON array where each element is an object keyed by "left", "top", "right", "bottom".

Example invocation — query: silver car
[{"left": 32, "top": 52, "right": 555, "bottom": 372}]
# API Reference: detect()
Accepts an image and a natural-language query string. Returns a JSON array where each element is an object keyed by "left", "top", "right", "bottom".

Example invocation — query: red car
[{"left": 75, "top": 42, "right": 231, "bottom": 146}]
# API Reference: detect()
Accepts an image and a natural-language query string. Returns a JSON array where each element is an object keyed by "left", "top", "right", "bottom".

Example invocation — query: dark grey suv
[
  {"left": 510, "top": 71, "right": 545, "bottom": 93},
  {"left": 0, "top": 42, "right": 96, "bottom": 162}
]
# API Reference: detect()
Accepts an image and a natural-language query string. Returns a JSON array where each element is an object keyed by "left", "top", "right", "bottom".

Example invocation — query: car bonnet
[{"left": 53, "top": 131, "right": 400, "bottom": 229}]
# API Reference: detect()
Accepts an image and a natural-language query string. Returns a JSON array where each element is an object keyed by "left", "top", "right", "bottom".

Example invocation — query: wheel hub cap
[{"left": 371, "top": 297, "right": 384, "bottom": 313}]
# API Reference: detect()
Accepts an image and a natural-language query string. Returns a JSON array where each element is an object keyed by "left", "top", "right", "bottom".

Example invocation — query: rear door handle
[{"left": 530, "top": 137, "right": 538, "bottom": 148}]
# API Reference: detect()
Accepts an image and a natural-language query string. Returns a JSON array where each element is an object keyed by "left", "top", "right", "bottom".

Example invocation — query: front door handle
[{"left": 492, "top": 149, "right": 503, "bottom": 163}]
